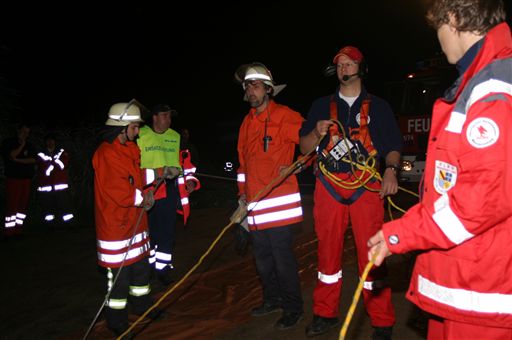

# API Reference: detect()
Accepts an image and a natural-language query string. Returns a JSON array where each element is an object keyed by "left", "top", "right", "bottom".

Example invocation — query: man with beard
[{"left": 234, "top": 62, "right": 305, "bottom": 330}]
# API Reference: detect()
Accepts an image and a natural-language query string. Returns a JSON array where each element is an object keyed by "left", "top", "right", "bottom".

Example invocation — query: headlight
[{"left": 401, "top": 160, "right": 413, "bottom": 172}]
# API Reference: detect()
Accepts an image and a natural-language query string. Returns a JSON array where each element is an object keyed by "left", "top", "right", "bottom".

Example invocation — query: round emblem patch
[
  {"left": 388, "top": 235, "right": 399, "bottom": 245},
  {"left": 355, "top": 112, "right": 370, "bottom": 126},
  {"left": 466, "top": 117, "right": 499, "bottom": 149}
]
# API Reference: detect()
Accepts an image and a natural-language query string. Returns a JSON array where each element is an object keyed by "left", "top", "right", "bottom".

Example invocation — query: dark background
[{"left": 1, "top": 1, "right": 511, "bottom": 163}]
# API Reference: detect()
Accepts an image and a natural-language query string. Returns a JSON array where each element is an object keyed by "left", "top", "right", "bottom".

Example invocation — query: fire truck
[{"left": 385, "top": 56, "right": 457, "bottom": 182}]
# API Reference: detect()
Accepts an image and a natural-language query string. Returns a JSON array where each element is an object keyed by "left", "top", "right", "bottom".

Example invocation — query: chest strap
[
  {"left": 325, "top": 95, "right": 376, "bottom": 157},
  {"left": 318, "top": 171, "right": 374, "bottom": 205}
]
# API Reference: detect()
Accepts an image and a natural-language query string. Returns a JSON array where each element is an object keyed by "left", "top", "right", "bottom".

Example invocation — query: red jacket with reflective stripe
[
  {"left": 382, "top": 23, "right": 512, "bottom": 327},
  {"left": 92, "top": 139, "right": 150, "bottom": 268},
  {"left": 36, "top": 148, "right": 69, "bottom": 188},
  {"left": 177, "top": 149, "right": 200, "bottom": 224},
  {"left": 143, "top": 149, "right": 200, "bottom": 225},
  {"left": 237, "top": 100, "right": 304, "bottom": 230}
]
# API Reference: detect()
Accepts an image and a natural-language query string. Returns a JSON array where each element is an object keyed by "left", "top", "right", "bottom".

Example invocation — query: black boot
[
  {"left": 372, "top": 326, "right": 393, "bottom": 340},
  {"left": 156, "top": 267, "right": 174, "bottom": 285},
  {"left": 305, "top": 315, "right": 340, "bottom": 337},
  {"left": 250, "top": 302, "right": 282, "bottom": 316},
  {"left": 275, "top": 311, "right": 303, "bottom": 330}
]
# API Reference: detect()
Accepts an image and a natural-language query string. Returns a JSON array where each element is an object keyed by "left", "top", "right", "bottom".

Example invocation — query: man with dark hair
[
  {"left": 1, "top": 123, "right": 36, "bottom": 237},
  {"left": 137, "top": 104, "right": 200, "bottom": 285},
  {"left": 368, "top": 0, "right": 512, "bottom": 338},
  {"left": 234, "top": 62, "right": 305, "bottom": 330}
]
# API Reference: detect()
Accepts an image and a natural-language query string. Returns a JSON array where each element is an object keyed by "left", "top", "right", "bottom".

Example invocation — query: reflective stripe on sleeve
[
  {"left": 183, "top": 167, "right": 196, "bottom": 175},
  {"left": 445, "top": 111, "right": 466, "bottom": 134},
  {"left": 418, "top": 274, "right": 512, "bottom": 314},
  {"left": 237, "top": 173, "right": 245, "bottom": 183},
  {"left": 433, "top": 194, "right": 474, "bottom": 245},
  {"left": 135, "top": 189, "right": 143, "bottom": 206},
  {"left": 146, "top": 169, "right": 155, "bottom": 184},
  {"left": 467, "top": 79, "right": 512, "bottom": 113}
]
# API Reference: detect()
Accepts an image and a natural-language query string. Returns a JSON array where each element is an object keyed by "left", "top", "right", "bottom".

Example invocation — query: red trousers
[
  {"left": 4, "top": 178, "right": 31, "bottom": 235},
  {"left": 312, "top": 177, "right": 395, "bottom": 327},
  {"left": 428, "top": 317, "right": 512, "bottom": 339}
]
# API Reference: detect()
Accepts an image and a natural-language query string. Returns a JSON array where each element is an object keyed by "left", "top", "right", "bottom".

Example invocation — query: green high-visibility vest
[{"left": 137, "top": 126, "right": 181, "bottom": 169}]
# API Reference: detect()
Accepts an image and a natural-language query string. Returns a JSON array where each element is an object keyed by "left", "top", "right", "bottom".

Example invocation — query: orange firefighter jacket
[
  {"left": 92, "top": 138, "right": 150, "bottom": 268},
  {"left": 237, "top": 100, "right": 304, "bottom": 230}
]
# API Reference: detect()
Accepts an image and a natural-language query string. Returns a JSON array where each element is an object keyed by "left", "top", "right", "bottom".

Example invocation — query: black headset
[
  {"left": 358, "top": 57, "right": 369, "bottom": 79},
  {"left": 322, "top": 57, "right": 369, "bottom": 79}
]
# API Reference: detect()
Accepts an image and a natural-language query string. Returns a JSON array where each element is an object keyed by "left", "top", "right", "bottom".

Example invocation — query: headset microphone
[{"left": 342, "top": 73, "right": 359, "bottom": 81}]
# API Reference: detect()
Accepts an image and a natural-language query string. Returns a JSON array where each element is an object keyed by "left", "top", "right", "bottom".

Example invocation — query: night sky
[{"left": 1, "top": 1, "right": 511, "bottom": 151}]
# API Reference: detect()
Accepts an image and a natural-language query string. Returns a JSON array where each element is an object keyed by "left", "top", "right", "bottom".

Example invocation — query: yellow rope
[
  {"left": 118, "top": 220, "right": 236, "bottom": 339},
  {"left": 117, "top": 122, "right": 419, "bottom": 339},
  {"left": 117, "top": 145, "right": 320, "bottom": 339},
  {"left": 339, "top": 252, "right": 378, "bottom": 340}
]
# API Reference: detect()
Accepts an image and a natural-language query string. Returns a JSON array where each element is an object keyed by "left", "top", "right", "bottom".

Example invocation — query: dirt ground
[{"left": 1, "top": 184, "right": 427, "bottom": 340}]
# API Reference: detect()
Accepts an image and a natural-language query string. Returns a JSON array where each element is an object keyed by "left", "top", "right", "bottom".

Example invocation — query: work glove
[
  {"left": 163, "top": 166, "right": 180, "bottom": 179},
  {"left": 142, "top": 190, "right": 155, "bottom": 211},
  {"left": 230, "top": 198, "right": 248, "bottom": 225}
]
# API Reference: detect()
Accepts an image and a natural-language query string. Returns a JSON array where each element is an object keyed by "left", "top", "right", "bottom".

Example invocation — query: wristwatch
[{"left": 385, "top": 164, "right": 400, "bottom": 175}]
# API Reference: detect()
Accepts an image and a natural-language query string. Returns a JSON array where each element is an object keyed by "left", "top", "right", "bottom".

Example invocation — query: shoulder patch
[
  {"left": 434, "top": 160, "right": 457, "bottom": 194},
  {"left": 466, "top": 117, "right": 499, "bottom": 149}
]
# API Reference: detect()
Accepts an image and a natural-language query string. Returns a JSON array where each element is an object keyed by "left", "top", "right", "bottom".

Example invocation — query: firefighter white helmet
[
  {"left": 105, "top": 100, "right": 144, "bottom": 126},
  {"left": 234, "top": 62, "right": 286, "bottom": 98}
]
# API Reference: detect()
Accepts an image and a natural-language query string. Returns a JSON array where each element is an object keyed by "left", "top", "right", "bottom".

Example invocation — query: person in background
[
  {"left": 299, "top": 46, "right": 402, "bottom": 338},
  {"left": 368, "top": 1, "right": 512, "bottom": 339},
  {"left": 137, "top": 104, "right": 200, "bottom": 285},
  {"left": 35, "top": 132, "right": 74, "bottom": 228},
  {"left": 1, "top": 123, "right": 36, "bottom": 238},
  {"left": 235, "top": 62, "right": 305, "bottom": 330}
]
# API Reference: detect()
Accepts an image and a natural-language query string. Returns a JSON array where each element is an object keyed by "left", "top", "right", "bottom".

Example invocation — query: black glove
[{"left": 142, "top": 190, "right": 155, "bottom": 211}]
